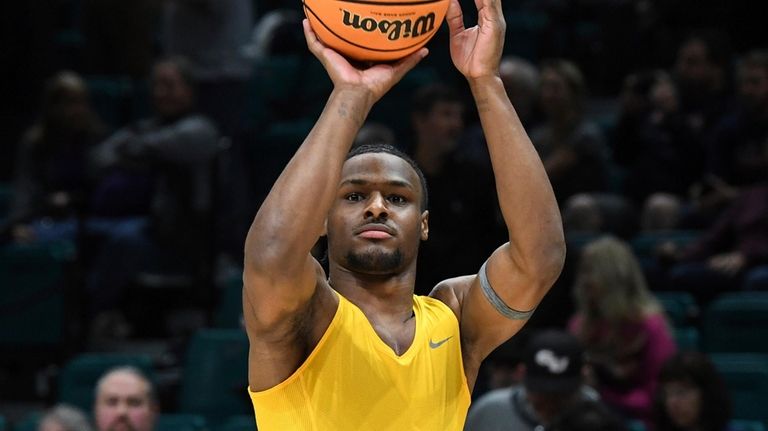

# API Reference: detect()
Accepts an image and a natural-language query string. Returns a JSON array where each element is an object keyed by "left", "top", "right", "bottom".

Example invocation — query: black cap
[{"left": 524, "top": 330, "right": 583, "bottom": 394}]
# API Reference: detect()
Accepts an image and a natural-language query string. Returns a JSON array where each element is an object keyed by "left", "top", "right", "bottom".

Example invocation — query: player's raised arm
[
  {"left": 440, "top": 0, "right": 565, "bottom": 370},
  {"left": 243, "top": 21, "right": 427, "bottom": 388}
]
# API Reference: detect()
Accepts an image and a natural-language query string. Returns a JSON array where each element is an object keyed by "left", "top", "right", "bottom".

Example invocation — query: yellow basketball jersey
[{"left": 248, "top": 292, "right": 471, "bottom": 430}]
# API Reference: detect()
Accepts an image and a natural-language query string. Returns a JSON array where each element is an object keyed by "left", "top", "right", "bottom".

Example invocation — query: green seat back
[
  {"left": 11, "top": 412, "right": 41, "bottom": 431},
  {"left": 214, "top": 415, "right": 257, "bottom": 431},
  {"left": 704, "top": 292, "right": 768, "bottom": 353},
  {"left": 655, "top": 291, "right": 699, "bottom": 327},
  {"left": 711, "top": 354, "right": 768, "bottom": 423},
  {"left": 214, "top": 275, "right": 243, "bottom": 329},
  {"left": 730, "top": 420, "right": 767, "bottom": 431},
  {"left": 0, "top": 242, "right": 74, "bottom": 346},
  {"left": 154, "top": 414, "right": 208, "bottom": 431},
  {"left": 674, "top": 326, "right": 700, "bottom": 352},
  {"left": 179, "top": 329, "right": 250, "bottom": 424}
]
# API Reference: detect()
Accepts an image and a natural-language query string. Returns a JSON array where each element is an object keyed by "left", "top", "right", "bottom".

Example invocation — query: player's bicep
[{"left": 458, "top": 247, "right": 548, "bottom": 361}]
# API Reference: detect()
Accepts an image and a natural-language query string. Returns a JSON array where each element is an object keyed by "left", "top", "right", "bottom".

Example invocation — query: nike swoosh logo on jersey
[{"left": 429, "top": 336, "right": 453, "bottom": 349}]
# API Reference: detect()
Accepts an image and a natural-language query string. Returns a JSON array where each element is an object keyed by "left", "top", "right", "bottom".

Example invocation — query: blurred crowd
[{"left": 1, "top": 0, "right": 767, "bottom": 430}]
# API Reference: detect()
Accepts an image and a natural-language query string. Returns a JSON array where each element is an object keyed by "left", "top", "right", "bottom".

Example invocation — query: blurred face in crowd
[
  {"left": 675, "top": 39, "right": 719, "bottom": 91},
  {"left": 152, "top": 62, "right": 194, "bottom": 121},
  {"left": 739, "top": 64, "right": 768, "bottom": 114},
  {"left": 94, "top": 370, "right": 157, "bottom": 431},
  {"left": 662, "top": 381, "right": 702, "bottom": 429},
  {"left": 539, "top": 68, "right": 574, "bottom": 120},
  {"left": 414, "top": 100, "right": 465, "bottom": 152},
  {"left": 47, "top": 73, "right": 92, "bottom": 132}
]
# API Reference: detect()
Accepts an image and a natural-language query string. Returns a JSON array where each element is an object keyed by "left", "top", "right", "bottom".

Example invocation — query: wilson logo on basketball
[{"left": 341, "top": 10, "right": 436, "bottom": 41}]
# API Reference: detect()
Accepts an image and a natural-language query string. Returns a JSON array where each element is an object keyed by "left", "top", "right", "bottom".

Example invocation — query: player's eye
[{"left": 345, "top": 192, "right": 364, "bottom": 202}]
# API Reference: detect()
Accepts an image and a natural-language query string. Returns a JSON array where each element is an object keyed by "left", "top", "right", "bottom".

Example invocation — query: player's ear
[{"left": 420, "top": 210, "right": 429, "bottom": 241}]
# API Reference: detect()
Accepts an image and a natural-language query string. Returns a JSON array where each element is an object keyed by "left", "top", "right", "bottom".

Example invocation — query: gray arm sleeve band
[{"left": 479, "top": 261, "right": 536, "bottom": 320}]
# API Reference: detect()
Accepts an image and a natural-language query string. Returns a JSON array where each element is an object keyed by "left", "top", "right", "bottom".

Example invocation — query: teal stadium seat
[
  {"left": 214, "top": 415, "right": 257, "bottom": 431},
  {"left": 58, "top": 353, "right": 155, "bottom": 413},
  {"left": 704, "top": 292, "right": 768, "bottom": 353},
  {"left": 0, "top": 415, "right": 5, "bottom": 431},
  {"left": 655, "top": 291, "right": 699, "bottom": 327},
  {"left": 626, "top": 419, "right": 647, "bottom": 431},
  {"left": 154, "top": 414, "right": 208, "bottom": 431},
  {"left": 11, "top": 412, "right": 41, "bottom": 431},
  {"left": 179, "top": 329, "right": 251, "bottom": 424},
  {"left": 0, "top": 242, "right": 75, "bottom": 348},
  {"left": 730, "top": 420, "right": 767, "bottom": 431},
  {"left": 711, "top": 353, "right": 768, "bottom": 424},
  {"left": 673, "top": 326, "right": 700, "bottom": 352},
  {"left": 214, "top": 274, "right": 243, "bottom": 329}
]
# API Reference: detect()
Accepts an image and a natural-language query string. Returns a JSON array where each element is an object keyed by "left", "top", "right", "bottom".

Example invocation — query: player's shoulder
[{"left": 427, "top": 275, "right": 476, "bottom": 319}]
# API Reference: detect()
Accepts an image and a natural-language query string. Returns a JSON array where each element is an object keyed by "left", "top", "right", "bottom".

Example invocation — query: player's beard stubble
[{"left": 346, "top": 247, "right": 404, "bottom": 274}]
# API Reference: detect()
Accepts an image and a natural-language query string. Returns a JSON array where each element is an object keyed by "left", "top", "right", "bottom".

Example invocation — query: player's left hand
[{"left": 446, "top": 0, "right": 505, "bottom": 80}]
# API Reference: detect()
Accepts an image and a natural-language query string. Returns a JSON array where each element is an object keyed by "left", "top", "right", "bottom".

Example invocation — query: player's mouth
[{"left": 355, "top": 224, "right": 395, "bottom": 239}]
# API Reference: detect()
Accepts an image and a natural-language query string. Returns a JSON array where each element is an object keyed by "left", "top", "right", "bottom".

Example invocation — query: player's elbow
[
  {"left": 541, "top": 238, "right": 566, "bottom": 287},
  {"left": 518, "top": 238, "right": 566, "bottom": 291}
]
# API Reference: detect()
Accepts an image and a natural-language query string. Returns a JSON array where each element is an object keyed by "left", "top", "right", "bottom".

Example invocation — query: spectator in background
[
  {"left": 38, "top": 404, "right": 94, "bottom": 431},
  {"left": 87, "top": 57, "right": 219, "bottom": 326},
  {"left": 93, "top": 367, "right": 158, "bottom": 431},
  {"left": 530, "top": 59, "right": 612, "bottom": 203},
  {"left": 408, "top": 83, "right": 500, "bottom": 293},
  {"left": 673, "top": 31, "right": 731, "bottom": 141},
  {"left": 613, "top": 71, "right": 702, "bottom": 206},
  {"left": 700, "top": 50, "right": 768, "bottom": 216},
  {"left": 653, "top": 352, "right": 732, "bottom": 431},
  {"left": 465, "top": 330, "right": 599, "bottom": 431},
  {"left": 162, "top": 0, "right": 254, "bottom": 136},
  {"left": 569, "top": 236, "right": 676, "bottom": 425},
  {"left": 664, "top": 181, "right": 768, "bottom": 301},
  {"left": 500, "top": 56, "right": 541, "bottom": 129},
  {"left": 4, "top": 71, "right": 105, "bottom": 243}
]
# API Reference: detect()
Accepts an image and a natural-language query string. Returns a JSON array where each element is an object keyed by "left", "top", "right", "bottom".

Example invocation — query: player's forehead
[{"left": 341, "top": 152, "right": 420, "bottom": 189}]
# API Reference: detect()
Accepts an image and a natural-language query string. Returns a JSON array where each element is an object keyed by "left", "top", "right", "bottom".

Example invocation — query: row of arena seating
[{"left": 7, "top": 413, "right": 255, "bottom": 431}]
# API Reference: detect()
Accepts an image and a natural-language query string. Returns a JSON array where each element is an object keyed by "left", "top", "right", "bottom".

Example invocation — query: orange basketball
[{"left": 303, "top": 0, "right": 450, "bottom": 62}]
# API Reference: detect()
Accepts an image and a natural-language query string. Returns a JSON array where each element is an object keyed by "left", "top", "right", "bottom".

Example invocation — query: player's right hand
[{"left": 302, "top": 19, "right": 428, "bottom": 104}]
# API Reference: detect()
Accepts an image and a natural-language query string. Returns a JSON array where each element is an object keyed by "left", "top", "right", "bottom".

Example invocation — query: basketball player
[{"left": 244, "top": 0, "right": 565, "bottom": 429}]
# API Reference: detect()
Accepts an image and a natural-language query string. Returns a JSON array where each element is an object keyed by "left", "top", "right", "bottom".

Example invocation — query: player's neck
[{"left": 327, "top": 266, "right": 416, "bottom": 318}]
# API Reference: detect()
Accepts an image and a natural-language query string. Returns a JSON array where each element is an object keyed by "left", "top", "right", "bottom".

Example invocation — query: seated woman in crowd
[{"left": 569, "top": 236, "right": 677, "bottom": 424}]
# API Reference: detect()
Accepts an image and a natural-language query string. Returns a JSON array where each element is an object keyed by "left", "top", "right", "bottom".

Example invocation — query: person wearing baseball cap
[{"left": 465, "top": 329, "right": 600, "bottom": 431}]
